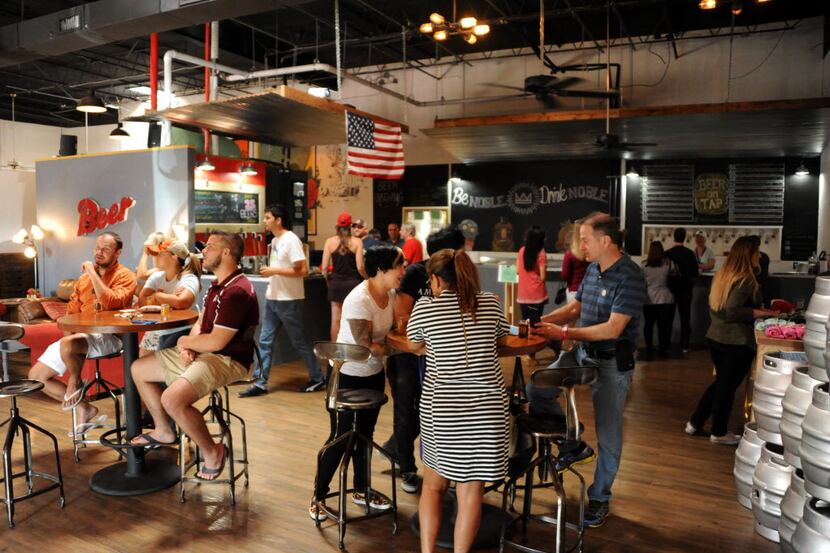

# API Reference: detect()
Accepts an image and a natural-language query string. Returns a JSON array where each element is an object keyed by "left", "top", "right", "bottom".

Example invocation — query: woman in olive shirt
[{"left": 686, "top": 237, "right": 778, "bottom": 445}]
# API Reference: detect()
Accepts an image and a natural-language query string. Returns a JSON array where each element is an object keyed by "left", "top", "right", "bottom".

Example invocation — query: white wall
[{"left": 0, "top": 169, "right": 36, "bottom": 254}]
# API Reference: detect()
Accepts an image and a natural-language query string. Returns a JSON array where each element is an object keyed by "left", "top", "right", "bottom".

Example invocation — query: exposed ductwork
[{"left": 0, "top": 0, "right": 313, "bottom": 68}]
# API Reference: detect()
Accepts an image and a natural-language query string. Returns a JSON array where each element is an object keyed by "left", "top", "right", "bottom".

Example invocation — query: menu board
[{"left": 194, "top": 190, "right": 259, "bottom": 224}]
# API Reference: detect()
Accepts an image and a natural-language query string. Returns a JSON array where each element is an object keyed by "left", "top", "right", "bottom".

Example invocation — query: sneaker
[
  {"left": 554, "top": 442, "right": 596, "bottom": 472},
  {"left": 352, "top": 491, "right": 392, "bottom": 511},
  {"left": 584, "top": 500, "right": 609, "bottom": 528},
  {"left": 300, "top": 379, "right": 326, "bottom": 393},
  {"left": 401, "top": 472, "right": 420, "bottom": 494},
  {"left": 684, "top": 421, "right": 698, "bottom": 435},
  {"left": 710, "top": 432, "right": 741, "bottom": 445},
  {"left": 238, "top": 385, "right": 267, "bottom": 398},
  {"left": 308, "top": 500, "right": 327, "bottom": 522}
]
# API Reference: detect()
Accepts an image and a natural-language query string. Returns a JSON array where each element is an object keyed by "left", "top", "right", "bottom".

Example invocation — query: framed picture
[{"left": 308, "top": 207, "right": 317, "bottom": 236}]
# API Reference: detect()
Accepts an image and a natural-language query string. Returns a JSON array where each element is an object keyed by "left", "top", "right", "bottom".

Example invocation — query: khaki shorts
[{"left": 155, "top": 348, "right": 250, "bottom": 399}]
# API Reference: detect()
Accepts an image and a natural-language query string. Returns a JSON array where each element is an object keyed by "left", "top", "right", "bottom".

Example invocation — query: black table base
[
  {"left": 90, "top": 447, "right": 179, "bottom": 497},
  {"left": 411, "top": 499, "right": 509, "bottom": 551}
]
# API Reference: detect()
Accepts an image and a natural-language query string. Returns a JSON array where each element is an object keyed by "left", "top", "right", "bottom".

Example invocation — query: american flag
[{"left": 346, "top": 112, "right": 405, "bottom": 180}]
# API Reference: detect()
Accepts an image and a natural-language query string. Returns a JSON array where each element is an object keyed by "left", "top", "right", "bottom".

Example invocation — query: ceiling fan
[
  {"left": 484, "top": 0, "right": 620, "bottom": 110},
  {"left": 484, "top": 74, "right": 617, "bottom": 109},
  {"left": 2, "top": 94, "right": 34, "bottom": 171},
  {"left": 593, "top": 4, "right": 656, "bottom": 152}
]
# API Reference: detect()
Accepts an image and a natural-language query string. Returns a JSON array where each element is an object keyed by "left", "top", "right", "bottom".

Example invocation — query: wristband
[{"left": 561, "top": 324, "right": 569, "bottom": 340}]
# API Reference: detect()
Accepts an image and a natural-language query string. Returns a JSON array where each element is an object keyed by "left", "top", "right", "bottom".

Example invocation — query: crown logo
[{"left": 514, "top": 192, "right": 533, "bottom": 205}]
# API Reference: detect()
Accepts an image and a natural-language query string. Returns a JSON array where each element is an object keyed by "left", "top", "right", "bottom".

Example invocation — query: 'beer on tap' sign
[{"left": 77, "top": 196, "right": 136, "bottom": 236}]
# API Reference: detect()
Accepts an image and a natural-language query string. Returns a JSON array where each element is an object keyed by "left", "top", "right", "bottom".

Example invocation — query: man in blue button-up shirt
[{"left": 530, "top": 212, "right": 645, "bottom": 528}]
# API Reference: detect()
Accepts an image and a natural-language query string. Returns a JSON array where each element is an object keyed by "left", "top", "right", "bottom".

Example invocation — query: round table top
[
  {"left": 57, "top": 309, "right": 198, "bottom": 334},
  {"left": 386, "top": 330, "right": 546, "bottom": 357}
]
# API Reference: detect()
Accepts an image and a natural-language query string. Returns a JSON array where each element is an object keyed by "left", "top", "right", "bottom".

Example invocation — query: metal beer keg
[
  {"left": 751, "top": 442, "right": 794, "bottom": 542},
  {"left": 781, "top": 367, "right": 824, "bottom": 468},
  {"left": 800, "top": 384, "right": 830, "bottom": 502},
  {"left": 780, "top": 469, "right": 809, "bottom": 553},
  {"left": 791, "top": 498, "right": 830, "bottom": 553},
  {"left": 735, "top": 422, "right": 765, "bottom": 509},
  {"left": 753, "top": 352, "right": 803, "bottom": 444},
  {"left": 804, "top": 277, "right": 830, "bottom": 380}
]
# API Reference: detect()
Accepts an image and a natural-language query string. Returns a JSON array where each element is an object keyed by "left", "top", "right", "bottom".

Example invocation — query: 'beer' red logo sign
[{"left": 77, "top": 196, "right": 136, "bottom": 236}]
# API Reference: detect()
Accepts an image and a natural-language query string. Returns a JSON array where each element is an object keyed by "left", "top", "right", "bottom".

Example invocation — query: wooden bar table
[
  {"left": 386, "top": 329, "right": 547, "bottom": 550},
  {"left": 58, "top": 309, "right": 198, "bottom": 496}
]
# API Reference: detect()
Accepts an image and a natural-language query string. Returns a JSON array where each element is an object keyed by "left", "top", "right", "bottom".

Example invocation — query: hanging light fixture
[
  {"left": 420, "top": 1, "right": 489, "bottom": 44},
  {"left": 795, "top": 161, "right": 810, "bottom": 176},
  {"left": 196, "top": 158, "right": 215, "bottom": 172},
  {"left": 698, "top": 0, "right": 717, "bottom": 8},
  {"left": 239, "top": 163, "right": 258, "bottom": 176},
  {"left": 109, "top": 123, "right": 130, "bottom": 140},
  {"left": 76, "top": 90, "right": 107, "bottom": 113},
  {"left": 731, "top": 1, "right": 743, "bottom": 15}
]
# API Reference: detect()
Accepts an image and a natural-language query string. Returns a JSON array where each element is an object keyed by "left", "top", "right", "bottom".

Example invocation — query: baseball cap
[
  {"left": 337, "top": 212, "right": 353, "bottom": 227},
  {"left": 146, "top": 239, "right": 189, "bottom": 260},
  {"left": 352, "top": 218, "right": 366, "bottom": 228},
  {"left": 694, "top": 230, "right": 706, "bottom": 237}
]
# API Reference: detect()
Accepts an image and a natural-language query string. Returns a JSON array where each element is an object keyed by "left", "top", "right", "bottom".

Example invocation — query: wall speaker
[
  {"left": 147, "top": 123, "right": 161, "bottom": 148},
  {"left": 59, "top": 134, "right": 77, "bottom": 157}
]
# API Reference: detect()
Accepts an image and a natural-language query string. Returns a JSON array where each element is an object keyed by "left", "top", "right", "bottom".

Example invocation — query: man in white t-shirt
[{"left": 240, "top": 205, "right": 323, "bottom": 396}]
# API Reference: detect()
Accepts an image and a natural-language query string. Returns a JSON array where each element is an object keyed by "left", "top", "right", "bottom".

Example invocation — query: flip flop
[
  {"left": 62, "top": 380, "right": 92, "bottom": 411},
  {"left": 67, "top": 414, "right": 108, "bottom": 437},
  {"left": 130, "top": 433, "right": 178, "bottom": 449},
  {"left": 196, "top": 444, "right": 228, "bottom": 481}
]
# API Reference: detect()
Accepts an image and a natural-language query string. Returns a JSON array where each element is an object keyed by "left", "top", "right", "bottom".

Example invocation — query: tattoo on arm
[{"left": 348, "top": 319, "right": 373, "bottom": 348}]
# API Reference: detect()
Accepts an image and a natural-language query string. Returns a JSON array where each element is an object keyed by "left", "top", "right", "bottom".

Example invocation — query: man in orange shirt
[
  {"left": 29, "top": 232, "right": 136, "bottom": 431},
  {"left": 401, "top": 223, "right": 423, "bottom": 266}
]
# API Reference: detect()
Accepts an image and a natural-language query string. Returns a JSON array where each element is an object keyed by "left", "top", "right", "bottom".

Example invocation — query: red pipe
[{"left": 149, "top": 32, "right": 158, "bottom": 111}]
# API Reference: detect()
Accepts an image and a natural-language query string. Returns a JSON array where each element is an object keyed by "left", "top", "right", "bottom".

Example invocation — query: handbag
[{"left": 554, "top": 285, "right": 567, "bottom": 305}]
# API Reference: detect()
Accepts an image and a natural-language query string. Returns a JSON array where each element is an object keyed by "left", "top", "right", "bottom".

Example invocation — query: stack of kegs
[
  {"left": 751, "top": 442, "right": 794, "bottom": 541},
  {"left": 734, "top": 423, "right": 764, "bottom": 509},
  {"left": 780, "top": 469, "right": 809, "bottom": 553},
  {"left": 804, "top": 277, "right": 830, "bottom": 381},
  {"left": 788, "top": 279, "right": 830, "bottom": 553}
]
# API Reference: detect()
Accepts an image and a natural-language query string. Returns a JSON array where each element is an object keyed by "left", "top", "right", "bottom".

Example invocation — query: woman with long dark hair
[
  {"left": 517, "top": 226, "right": 548, "bottom": 322},
  {"left": 407, "top": 248, "right": 511, "bottom": 552},
  {"left": 641, "top": 241, "right": 676, "bottom": 356},
  {"left": 310, "top": 244, "right": 404, "bottom": 519},
  {"left": 321, "top": 212, "right": 367, "bottom": 340},
  {"left": 686, "top": 237, "right": 778, "bottom": 444}
]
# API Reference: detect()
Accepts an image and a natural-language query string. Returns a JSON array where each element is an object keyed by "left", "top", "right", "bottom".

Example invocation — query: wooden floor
[{"left": 0, "top": 347, "right": 778, "bottom": 553}]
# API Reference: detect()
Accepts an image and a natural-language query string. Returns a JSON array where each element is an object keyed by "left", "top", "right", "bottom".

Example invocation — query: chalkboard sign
[{"left": 194, "top": 190, "right": 259, "bottom": 224}]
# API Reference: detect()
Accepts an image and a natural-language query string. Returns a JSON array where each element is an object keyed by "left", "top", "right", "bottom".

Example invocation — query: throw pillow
[{"left": 41, "top": 301, "right": 68, "bottom": 321}]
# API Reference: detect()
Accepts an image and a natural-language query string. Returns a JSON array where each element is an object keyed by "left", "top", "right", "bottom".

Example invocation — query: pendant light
[
  {"left": 76, "top": 90, "right": 107, "bottom": 113},
  {"left": 239, "top": 163, "right": 258, "bottom": 176},
  {"left": 196, "top": 159, "right": 215, "bottom": 172}
]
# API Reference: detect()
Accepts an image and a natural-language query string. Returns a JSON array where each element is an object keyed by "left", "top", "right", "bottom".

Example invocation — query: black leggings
[
  {"left": 690, "top": 340, "right": 755, "bottom": 436},
  {"left": 314, "top": 370, "right": 386, "bottom": 500},
  {"left": 643, "top": 304, "right": 674, "bottom": 352}
]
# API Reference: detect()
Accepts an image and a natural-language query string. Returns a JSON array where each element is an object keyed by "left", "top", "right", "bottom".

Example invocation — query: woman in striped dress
[{"left": 407, "top": 248, "right": 511, "bottom": 553}]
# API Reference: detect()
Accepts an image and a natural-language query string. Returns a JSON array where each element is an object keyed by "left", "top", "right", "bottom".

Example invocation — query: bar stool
[
  {"left": 0, "top": 379, "right": 65, "bottom": 528},
  {"left": 178, "top": 334, "right": 259, "bottom": 505},
  {"left": 500, "top": 365, "right": 598, "bottom": 553},
  {"left": 312, "top": 342, "right": 398, "bottom": 550},
  {"left": 71, "top": 349, "right": 124, "bottom": 462},
  {"left": 178, "top": 387, "right": 249, "bottom": 505},
  {"left": 0, "top": 323, "right": 27, "bottom": 382}
]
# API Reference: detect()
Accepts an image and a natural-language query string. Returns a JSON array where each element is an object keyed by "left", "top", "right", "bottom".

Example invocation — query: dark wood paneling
[{"left": 0, "top": 253, "right": 35, "bottom": 299}]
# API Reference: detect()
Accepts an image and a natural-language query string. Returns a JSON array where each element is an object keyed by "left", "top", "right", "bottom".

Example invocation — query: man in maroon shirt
[{"left": 130, "top": 231, "right": 259, "bottom": 480}]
